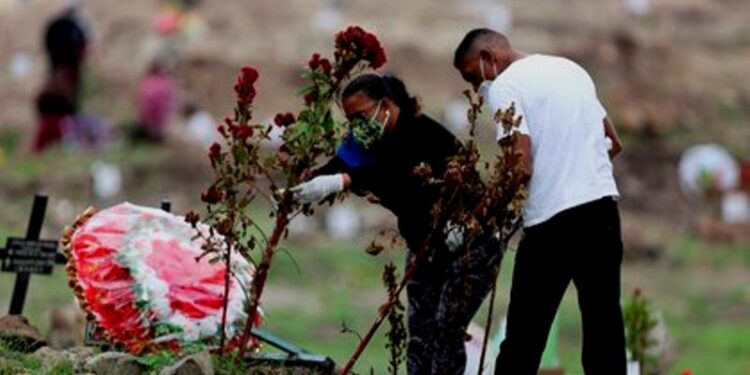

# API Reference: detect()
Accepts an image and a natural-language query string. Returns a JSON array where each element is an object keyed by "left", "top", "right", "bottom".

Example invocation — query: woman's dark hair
[{"left": 341, "top": 73, "right": 420, "bottom": 119}]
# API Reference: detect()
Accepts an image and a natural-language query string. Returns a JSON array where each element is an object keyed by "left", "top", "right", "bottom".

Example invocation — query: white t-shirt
[{"left": 488, "top": 54, "right": 619, "bottom": 227}]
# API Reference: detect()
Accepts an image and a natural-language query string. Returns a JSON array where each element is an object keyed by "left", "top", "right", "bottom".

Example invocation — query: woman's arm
[
  {"left": 291, "top": 155, "right": 355, "bottom": 203},
  {"left": 311, "top": 156, "right": 348, "bottom": 178}
]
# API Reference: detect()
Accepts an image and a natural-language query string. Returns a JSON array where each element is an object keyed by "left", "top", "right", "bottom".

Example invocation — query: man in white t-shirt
[{"left": 453, "top": 29, "right": 626, "bottom": 375}]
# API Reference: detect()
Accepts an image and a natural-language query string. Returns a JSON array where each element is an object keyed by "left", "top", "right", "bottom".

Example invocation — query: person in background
[
  {"left": 453, "top": 28, "right": 625, "bottom": 375},
  {"left": 130, "top": 59, "right": 181, "bottom": 143},
  {"left": 33, "top": 6, "right": 88, "bottom": 152},
  {"left": 288, "top": 74, "right": 502, "bottom": 375}
]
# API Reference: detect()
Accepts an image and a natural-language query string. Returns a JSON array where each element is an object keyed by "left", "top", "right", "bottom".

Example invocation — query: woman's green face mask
[{"left": 349, "top": 100, "right": 389, "bottom": 149}]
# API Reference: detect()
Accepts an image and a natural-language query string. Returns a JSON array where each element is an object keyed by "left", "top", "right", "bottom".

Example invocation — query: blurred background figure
[
  {"left": 153, "top": 0, "right": 207, "bottom": 40},
  {"left": 129, "top": 59, "right": 180, "bottom": 144},
  {"left": 33, "top": 6, "right": 88, "bottom": 152}
]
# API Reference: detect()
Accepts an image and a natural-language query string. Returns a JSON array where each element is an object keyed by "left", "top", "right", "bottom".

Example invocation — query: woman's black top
[{"left": 315, "top": 114, "right": 461, "bottom": 250}]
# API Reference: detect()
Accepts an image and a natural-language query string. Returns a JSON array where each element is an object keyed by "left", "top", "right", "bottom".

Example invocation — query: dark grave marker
[
  {"left": 0, "top": 194, "right": 66, "bottom": 315},
  {"left": 1, "top": 238, "right": 58, "bottom": 275}
]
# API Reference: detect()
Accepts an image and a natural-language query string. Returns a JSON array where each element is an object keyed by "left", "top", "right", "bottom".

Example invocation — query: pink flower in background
[{"left": 153, "top": 9, "right": 181, "bottom": 36}]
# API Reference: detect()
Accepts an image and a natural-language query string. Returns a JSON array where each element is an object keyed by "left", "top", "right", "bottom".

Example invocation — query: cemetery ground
[
  {"left": 1, "top": 143, "right": 749, "bottom": 374},
  {"left": 1, "top": 0, "right": 749, "bottom": 373}
]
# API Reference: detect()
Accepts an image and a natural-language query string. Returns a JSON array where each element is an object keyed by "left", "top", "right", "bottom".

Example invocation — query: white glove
[
  {"left": 444, "top": 221, "right": 464, "bottom": 252},
  {"left": 289, "top": 174, "right": 345, "bottom": 203}
]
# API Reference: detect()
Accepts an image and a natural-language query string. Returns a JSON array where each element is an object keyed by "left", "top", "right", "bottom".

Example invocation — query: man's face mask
[{"left": 350, "top": 100, "right": 390, "bottom": 149}]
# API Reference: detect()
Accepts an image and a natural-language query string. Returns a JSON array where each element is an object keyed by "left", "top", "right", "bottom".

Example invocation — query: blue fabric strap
[{"left": 336, "top": 133, "right": 377, "bottom": 169}]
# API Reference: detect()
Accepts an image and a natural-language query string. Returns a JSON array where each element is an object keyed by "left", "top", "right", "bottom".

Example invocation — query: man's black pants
[{"left": 495, "top": 197, "right": 626, "bottom": 375}]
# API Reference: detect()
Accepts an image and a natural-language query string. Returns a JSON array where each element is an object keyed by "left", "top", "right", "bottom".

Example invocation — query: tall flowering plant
[{"left": 189, "top": 26, "right": 387, "bottom": 362}]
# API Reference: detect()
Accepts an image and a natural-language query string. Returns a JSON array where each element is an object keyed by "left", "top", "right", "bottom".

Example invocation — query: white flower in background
[
  {"left": 485, "top": 3, "right": 513, "bottom": 33},
  {"left": 722, "top": 192, "right": 749, "bottom": 224},
  {"left": 314, "top": 2, "right": 343, "bottom": 35},
  {"left": 678, "top": 144, "right": 740, "bottom": 198},
  {"left": 326, "top": 204, "right": 362, "bottom": 240},
  {"left": 624, "top": 0, "right": 650, "bottom": 16},
  {"left": 9, "top": 52, "right": 33, "bottom": 81},
  {"left": 90, "top": 161, "right": 123, "bottom": 201},
  {"left": 444, "top": 99, "right": 472, "bottom": 138}
]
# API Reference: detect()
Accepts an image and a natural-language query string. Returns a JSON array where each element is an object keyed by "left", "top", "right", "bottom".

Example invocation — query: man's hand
[
  {"left": 289, "top": 174, "right": 346, "bottom": 203},
  {"left": 604, "top": 117, "right": 622, "bottom": 159}
]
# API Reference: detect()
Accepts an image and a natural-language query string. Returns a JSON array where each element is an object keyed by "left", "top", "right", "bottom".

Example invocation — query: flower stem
[
  {"left": 337, "top": 235, "right": 435, "bottom": 375},
  {"left": 235, "top": 210, "right": 290, "bottom": 363},
  {"left": 478, "top": 272, "right": 499, "bottom": 375},
  {"left": 219, "top": 238, "right": 233, "bottom": 351}
]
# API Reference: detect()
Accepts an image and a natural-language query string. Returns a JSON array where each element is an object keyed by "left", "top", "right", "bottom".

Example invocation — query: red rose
[
  {"left": 308, "top": 53, "right": 322, "bottom": 70},
  {"left": 209, "top": 142, "right": 222, "bottom": 160},
  {"left": 320, "top": 58, "right": 333, "bottom": 75},
  {"left": 239, "top": 66, "right": 259, "bottom": 84},
  {"left": 370, "top": 46, "right": 387, "bottom": 69},
  {"left": 233, "top": 125, "right": 254, "bottom": 141},
  {"left": 201, "top": 186, "right": 223, "bottom": 204},
  {"left": 308, "top": 53, "right": 333, "bottom": 75},
  {"left": 333, "top": 26, "right": 387, "bottom": 78},
  {"left": 234, "top": 66, "right": 259, "bottom": 106},
  {"left": 304, "top": 91, "right": 317, "bottom": 105},
  {"left": 217, "top": 124, "right": 228, "bottom": 137},
  {"left": 273, "top": 112, "right": 296, "bottom": 127}
]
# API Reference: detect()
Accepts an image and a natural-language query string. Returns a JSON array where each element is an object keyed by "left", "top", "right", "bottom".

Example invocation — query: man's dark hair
[
  {"left": 342, "top": 73, "right": 420, "bottom": 119},
  {"left": 453, "top": 28, "right": 503, "bottom": 67}
]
